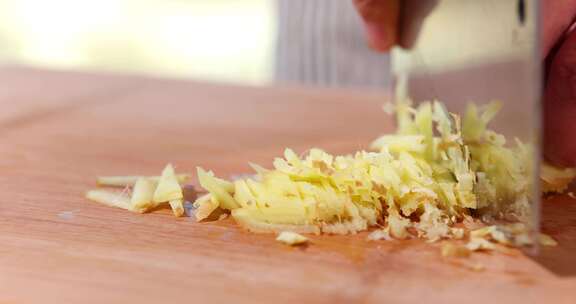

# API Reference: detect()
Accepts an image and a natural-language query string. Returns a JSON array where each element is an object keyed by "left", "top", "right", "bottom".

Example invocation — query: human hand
[
  {"left": 354, "top": 0, "right": 576, "bottom": 167},
  {"left": 353, "top": 0, "right": 437, "bottom": 51},
  {"left": 542, "top": 0, "right": 576, "bottom": 167}
]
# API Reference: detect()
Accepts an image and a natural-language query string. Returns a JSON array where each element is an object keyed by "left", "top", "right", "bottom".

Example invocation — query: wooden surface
[{"left": 1, "top": 67, "right": 575, "bottom": 304}]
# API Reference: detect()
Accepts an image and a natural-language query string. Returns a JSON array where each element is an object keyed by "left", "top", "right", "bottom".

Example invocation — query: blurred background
[
  {"left": 0, "top": 0, "right": 276, "bottom": 85},
  {"left": 0, "top": 0, "right": 522, "bottom": 88}
]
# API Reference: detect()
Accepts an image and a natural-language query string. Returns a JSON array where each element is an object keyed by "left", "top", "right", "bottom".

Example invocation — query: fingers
[
  {"left": 353, "top": 0, "right": 400, "bottom": 52},
  {"left": 542, "top": 0, "right": 576, "bottom": 56},
  {"left": 544, "top": 29, "right": 576, "bottom": 166},
  {"left": 397, "top": 0, "right": 438, "bottom": 49}
]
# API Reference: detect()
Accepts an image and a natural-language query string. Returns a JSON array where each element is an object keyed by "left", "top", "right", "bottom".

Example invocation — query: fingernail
[{"left": 364, "top": 22, "right": 396, "bottom": 52}]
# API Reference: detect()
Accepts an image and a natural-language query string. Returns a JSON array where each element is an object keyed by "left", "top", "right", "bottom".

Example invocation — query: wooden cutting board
[{"left": 1, "top": 67, "right": 575, "bottom": 304}]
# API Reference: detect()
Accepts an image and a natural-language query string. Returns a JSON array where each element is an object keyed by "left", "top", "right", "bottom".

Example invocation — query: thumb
[
  {"left": 353, "top": 0, "right": 400, "bottom": 52},
  {"left": 544, "top": 29, "right": 576, "bottom": 167}
]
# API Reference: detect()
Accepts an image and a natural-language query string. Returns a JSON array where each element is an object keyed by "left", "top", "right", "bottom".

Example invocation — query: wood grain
[{"left": 0, "top": 67, "right": 574, "bottom": 304}]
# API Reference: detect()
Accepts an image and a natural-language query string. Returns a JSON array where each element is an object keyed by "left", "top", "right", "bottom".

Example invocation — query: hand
[
  {"left": 353, "top": 0, "right": 437, "bottom": 51},
  {"left": 354, "top": 0, "right": 576, "bottom": 167},
  {"left": 543, "top": 1, "right": 576, "bottom": 167},
  {"left": 353, "top": 0, "right": 400, "bottom": 51}
]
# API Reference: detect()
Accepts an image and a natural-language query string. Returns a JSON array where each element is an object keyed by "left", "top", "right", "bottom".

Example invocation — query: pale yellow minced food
[
  {"left": 169, "top": 199, "right": 185, "bottom": 217},
  {"left": 131, "top": 178, "right": 157, "bottom": 213},
  {"left": 194, "top": 100, "right": 537, "bottom": 242},
  {"left": 441, "top": 243, "right": 471, "bottom": 258},
  {"left": 539, "top": 233, "right": 558, "bottom": 247},
  {"left": 197, "top": 167, "right": 238, "bottom": 210},
  {"left": 367, "top": 229, "right": 392, "bottom": 241},
  {"left": 541, "top": 164, "right": 576, "bottom": 193},
  {"left": 193, "top": 193, "right": 220, "bottom": 221},
  {"left": 87, "top": 164, "right": 188, "bottom": 217},
  {"left": 86, "top": 189, "right": 132, "bottom": 211},
  {"left": 97, "top": 174, "right": 191, "bottom": 187},
  {"left": 466, "top": 237, "right": 497, "bottom": 251},
  {"left": 466, "top": 224, "right": 558, "bottom": 250},
  {"left": 276, "top": 231, "right": 309, "bottom": 246},
  {"left": 154, "top": 164, "right": 185, "bottom": 217},
  {"left": 470, "top": 225, "right": 512, "bottom": 245},
  {"left": 153, "top": 164, "right": 183, "bottom": 202}
]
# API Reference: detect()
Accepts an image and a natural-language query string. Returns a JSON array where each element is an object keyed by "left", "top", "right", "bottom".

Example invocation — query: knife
[
  {"left": 392, "top": 0, "right": 541, "bottom": 252},
  {"left": 274, "top": 0, "right": 541, "bottom": 251}
]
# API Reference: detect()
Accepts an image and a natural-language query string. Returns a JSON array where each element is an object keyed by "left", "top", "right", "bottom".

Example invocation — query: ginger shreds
[
  {"left": 539, "top": 233, "right": 558, "bottom": 247},
  {"left": 441, "top": 243, "right": 471, "bottom": 258},
  {"left": 367, "top": 229, "right": 392, "bottom": 241},
  {"left": 541, "top": 163, "right": 576, "bottom": 193},
  {"left": 86, "top": 164, "right": 190, "bottom": 217},
  {"left": 194, "top": 99, "right": 543, "bottom": 244},
  {"left": 276, "top": 231, "right": 309, "bottom": 246},
  {"left": 154, "top": 164, "right": 186, "bottom": 217},
  {"left": 197, "top": 167, "right": 239, "bottom": 210},
  {"left": 97, "top": 174, "right": 190, "bottom": 187},
  {"left": 131, "top": 178, "right": 157, "bottom": 212},
  {"left": 86, "top": 189, "right": 133, "bottom": 211},
  {"left": 464, "top": 224, "right": 557, "bottom": 250},
  {"left": 466, "top": 237, "right": 497, "bottom": 251},
  {"left": 169, "top": 199, "right": 185, "bottom": 217},
  {"left": 85, "top": 98, "right": 573, "bottom": 254},
  {"left": 193, "top": 193, "right": 220, "bottom": 221},
  {"left": 153, "top": 164, "right": 184, "bottom": 203}
]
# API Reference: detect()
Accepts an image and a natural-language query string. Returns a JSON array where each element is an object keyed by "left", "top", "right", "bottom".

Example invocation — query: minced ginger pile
[{"left": 86, "top": 100, "right": 575, "bottom": 251}]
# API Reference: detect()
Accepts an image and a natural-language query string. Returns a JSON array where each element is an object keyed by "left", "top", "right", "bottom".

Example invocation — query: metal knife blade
[{"left": 393, "top": 0, "right": 541, "bottom": 252}]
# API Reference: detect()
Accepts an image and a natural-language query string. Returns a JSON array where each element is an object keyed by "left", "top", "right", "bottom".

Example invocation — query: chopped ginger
[
  {"left": 276, "top": 231, "right": 309, "bottom": 246},
  {"left": 367, "top": 229, "right": 392, "bottom": 241},
  {"left": 131, "top": 178, "right": 157, "bottom": 212},
  {"left": 153, "top": 164, "right": 184, "bottom": 203},
  {"left": 441, "top": 243, "right": 471, "bottom": 258},
  {"left": 541, "top": 163, "right": 576, "bottom": 193},
  {"left": 86, "top": 189, "right": 132, "bottom": 211},
  {"left": 97, "top": 174, "right": 190, "bottom": 187},
  {"left": 87, "top": 164, "right": 190, "bottom": 217},
  {"left": 466, "top": 237, "right": 496, "bottom": 251},
  {"left": 86, "top": 98, "right": 574, "bottom": 254},
  {"left": 169, "top": 199, "right": 185, "bottom": 217},
  {"left": 539, "top": 233, "right": 558, "bottom": 247},
  {"left": 193, "top": 194, "right": 220, "bottom": 221},
  {"left": 464, "top": 224, "right": 559, "bottom": 250},
  {"left": 194, "top": 100, "right": 541, "bottom": 243},
  {"left": 197, "top": 167, "right": 239, "bottom": 210}
]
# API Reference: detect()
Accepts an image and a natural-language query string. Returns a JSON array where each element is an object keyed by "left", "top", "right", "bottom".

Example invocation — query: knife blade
[{"left": 392, "top": 0, "right": 542, "bottom": 252}]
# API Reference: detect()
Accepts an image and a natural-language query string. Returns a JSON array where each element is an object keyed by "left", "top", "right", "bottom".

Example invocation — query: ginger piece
[
  {"left": 169, "top": 199, "right": 185, "bottom": 217},
  {"left": 86, "top": 189, "right": 132, "bottom": 211},
  {"left": 441, "top": 243, "right": 471, "bottom": 258},
  {"left": 97, "top": 174, "right": 190, "bottom": 187},
  {"left": 130, "top": 178, "right": 157, "bottom": 212},
  {"left": 276, "top": 231, "right": 309, "bottom": 246},
  {"left": 193, "top": 194, "right": 220, "bottom": 221},
  {"left": 541, "top": 163, "right": 576, "bottom": 193},
  {"left": 153, "top": 164, "right": 185, "bottom": 217}
]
